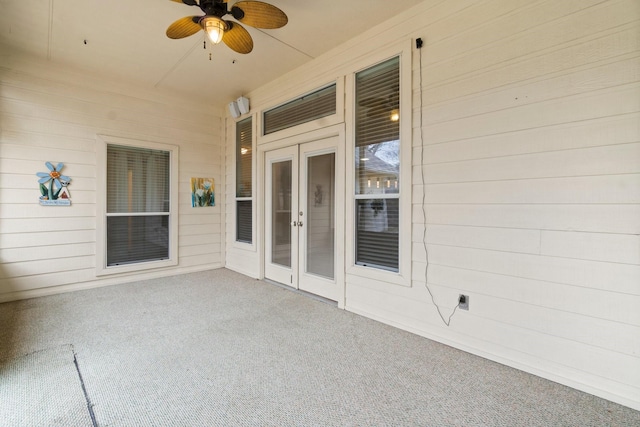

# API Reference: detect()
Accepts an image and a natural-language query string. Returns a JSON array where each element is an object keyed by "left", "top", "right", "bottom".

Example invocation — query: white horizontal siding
[
  {"left": 415, "top": 203, "right": 640, "bottom": 235},
  {"left": 418, "top": 114, "right": 639, "bottom": 165},
  {"left": 424, "top": 264, "right": 639, "bottom": 327},
  {"left": 418, "top": 143, "right": 640, "bottom": 184},
  {"left": 423, "top": 83, "right": 640, "bottom": 144},
  {"left": 0, "top": 51, "right": 224, "bottom": 299},
  {"left": 418, "top": 175, "right": 640, "bottom": 204},
  {"left": 541, "top": 230, "right": 640, "bottom": 264},
  {"left": 421, "top": 245, "right": 639, "bottom": 296}
]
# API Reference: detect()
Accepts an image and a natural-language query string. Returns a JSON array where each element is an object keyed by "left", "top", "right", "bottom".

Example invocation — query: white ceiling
[{"left": 0, "top": 0, "right": 424, "bottom": 108}]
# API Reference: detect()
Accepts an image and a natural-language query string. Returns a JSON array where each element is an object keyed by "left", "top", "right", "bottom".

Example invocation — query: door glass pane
[
  {"left": 306, "top": 153, "right": 335, "bottom": 279},
  {"left": 272, "top": 160, "right": 292, "bottom": 267}
]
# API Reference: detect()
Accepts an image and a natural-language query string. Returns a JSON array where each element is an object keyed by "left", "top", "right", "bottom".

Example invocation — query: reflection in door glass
[
  {"left": 272, "top": 160, "right": 292, "bottom": 267},
  {"left": 306, "top": 153, "right": 335, "bottom": 279}
]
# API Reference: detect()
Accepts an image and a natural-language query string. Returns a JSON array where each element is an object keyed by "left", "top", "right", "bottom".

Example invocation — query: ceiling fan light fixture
[{"left": 202, "top": 16, "right": 226, "bottom": 44}]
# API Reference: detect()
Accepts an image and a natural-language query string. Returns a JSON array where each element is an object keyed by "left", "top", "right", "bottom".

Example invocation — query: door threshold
[{"left": 263, "top": 279, "right": 338, "bottom": 307}]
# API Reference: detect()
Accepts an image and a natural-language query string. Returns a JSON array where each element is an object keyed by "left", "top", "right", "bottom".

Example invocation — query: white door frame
[{"left": 258, "top": 124, "right": 346, "bottom": 308}]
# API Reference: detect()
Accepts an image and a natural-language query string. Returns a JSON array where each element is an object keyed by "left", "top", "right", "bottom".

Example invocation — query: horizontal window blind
[
  {"left": 236, "top": 117, "right": 252, "bottom": 198},
  {"left": 106, "top": 145, "right": 170, "bottom": 213},
  {"left": 354, "top": 57, "right": 401, "bottom": 272},
  {"left": 263, "top": 84, "right": 336, "bottom": 135},
  {"left": 355, "top": 57, "right": 400, "bottom": 147},
  {"left": 236, "top": 117, "right": 253, "bottom": 243},
  {"left": 236, "top": 200, "right": 252, "bottom": 243},
  {"left": 355, "top": 199, "right": 399, "bottom": 270},
  {"left": 107, "top": 216, "right": 169, "bottom": 265},
  {"left": 106, "top": 145, "right": 170, "bottom": 266}
]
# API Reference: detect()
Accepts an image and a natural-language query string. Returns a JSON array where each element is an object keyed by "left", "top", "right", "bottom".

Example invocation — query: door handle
[
  {"left": 291, "top": 221, "right": 298, "bottom": 227},
  {"left": 298, "top": 221, "right": 303, "bottom": 227}
]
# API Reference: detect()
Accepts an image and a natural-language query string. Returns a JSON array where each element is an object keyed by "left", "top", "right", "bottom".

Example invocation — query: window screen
[
  {"left": 354, "top": 57, "right": 400, "bottom": 271},
  {"left": 106, "top": 145, "right": 170, "bottom": 266},
  {"left": 263, "top": 84, "right": 336, "bottom": 135}
]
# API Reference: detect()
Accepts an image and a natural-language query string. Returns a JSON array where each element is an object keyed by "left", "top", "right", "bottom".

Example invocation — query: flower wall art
[
  {"left": 191, "top": 178, "right": 215, "bottom": 207},
  {"left": 37, "top": 162, "right": 71, "bottom": 206}
]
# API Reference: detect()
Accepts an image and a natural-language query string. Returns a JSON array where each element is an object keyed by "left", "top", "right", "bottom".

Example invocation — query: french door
[{"left": 264, "top": 136, "right": 342, "bottom": 302}]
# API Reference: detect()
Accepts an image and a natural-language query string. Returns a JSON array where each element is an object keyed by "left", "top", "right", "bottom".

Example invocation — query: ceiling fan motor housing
[{"left": 199, "top": 0, "right": 229, "bottom": 17}]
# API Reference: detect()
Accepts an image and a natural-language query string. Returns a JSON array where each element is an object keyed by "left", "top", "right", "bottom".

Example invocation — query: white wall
[
  {"left": 0, "top": 47, "right": 225, "bottom": 302},
  {"left": 225, "top": 0, "right": 640, "bottom": 410}
]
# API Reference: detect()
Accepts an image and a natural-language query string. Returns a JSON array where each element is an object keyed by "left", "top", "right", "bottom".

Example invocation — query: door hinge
[{"left": 290, "top": 275, "right": 293, "bottom": 284}]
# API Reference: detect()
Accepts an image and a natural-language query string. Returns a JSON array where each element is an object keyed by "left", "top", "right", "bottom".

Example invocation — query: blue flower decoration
[
  {"left": 37, "top": 162, "right": 70, "bottom": 200},
  {"left": 37, "top": 162, "right": 69, "bottom": 187}
]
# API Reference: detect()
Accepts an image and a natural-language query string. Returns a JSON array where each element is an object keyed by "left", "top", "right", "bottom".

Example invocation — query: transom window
[{"left": 263, "top": 84, "right": 337, "bottom": 135}]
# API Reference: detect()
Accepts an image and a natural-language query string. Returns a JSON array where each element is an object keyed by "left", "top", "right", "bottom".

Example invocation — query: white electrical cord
[{"left": 417, "top": 39, "right": 458, "bottom": 327}]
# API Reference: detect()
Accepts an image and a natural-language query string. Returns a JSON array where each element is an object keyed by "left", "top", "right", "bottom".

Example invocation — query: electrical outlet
[{"left": 458, "top": 294, "right": 469, "bottom": 311}]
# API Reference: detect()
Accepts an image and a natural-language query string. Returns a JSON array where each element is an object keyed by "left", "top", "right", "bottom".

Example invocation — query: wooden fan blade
[
  {"left": 166, "top": 16, "right": 201, "bottom": 39},
  {"left": 222, "top": 22, "right": 253, "bottom": 54},
  {"left": 232, "top": 1, "right": 287, "bottom": 29}
]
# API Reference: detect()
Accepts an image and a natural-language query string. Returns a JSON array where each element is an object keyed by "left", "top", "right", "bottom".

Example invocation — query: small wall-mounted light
[{"left": 390, "top": 109, "right": 400, "bottom": 122}]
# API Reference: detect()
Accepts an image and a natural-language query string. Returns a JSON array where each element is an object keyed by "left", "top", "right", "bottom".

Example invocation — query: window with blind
[
  {"left": 106, "top": 144, "right": 171, "bottom": 266},
  {"left": 236, "top": 117, "right": 253, "bottom": 243},
  {"left": 354, "top": 56, "right": 400, "bottom": 271},
  {"left": 263, "top": 84, "right": 336, "bottom": 135}
]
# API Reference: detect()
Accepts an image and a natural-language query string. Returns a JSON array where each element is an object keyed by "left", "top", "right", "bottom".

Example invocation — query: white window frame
[
  {"left": 345, "top": 40, "right": 412, "bottom": 287},
  {"left": 96, "top": 134, "right": 179, "bottom": 276},
  {"left": 233, "top": 115, "right": 256, "bottom": 249}
]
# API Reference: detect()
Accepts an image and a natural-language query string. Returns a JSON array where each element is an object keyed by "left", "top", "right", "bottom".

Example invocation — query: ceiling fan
[{"left": 166, "top": 0, "right": 288, "bottom": 54}]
